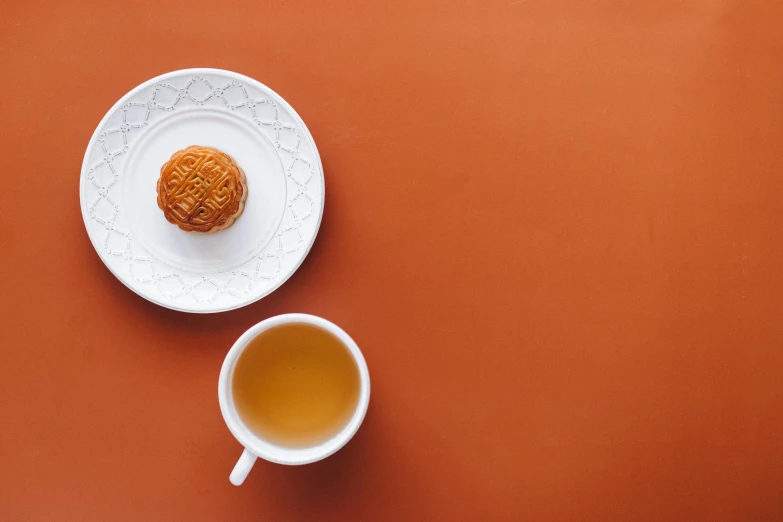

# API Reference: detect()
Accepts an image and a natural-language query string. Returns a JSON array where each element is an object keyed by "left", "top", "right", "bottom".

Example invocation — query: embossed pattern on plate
[{"left": 80, "top": 69, "right": 324, "bottom": 313}]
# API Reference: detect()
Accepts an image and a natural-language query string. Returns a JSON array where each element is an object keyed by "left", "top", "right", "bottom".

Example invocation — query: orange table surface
[{"left": 2, "top": 1, "right": 782, "bottom": 520}]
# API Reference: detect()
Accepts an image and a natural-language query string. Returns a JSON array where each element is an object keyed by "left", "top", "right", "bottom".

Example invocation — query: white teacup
[{"left": 218, "top": 314, "right": 371, "bottom": 485}]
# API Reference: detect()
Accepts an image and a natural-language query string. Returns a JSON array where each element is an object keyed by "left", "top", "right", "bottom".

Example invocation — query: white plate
[{"left": 80, "top": 69, "right": 324, "bottom": 313}]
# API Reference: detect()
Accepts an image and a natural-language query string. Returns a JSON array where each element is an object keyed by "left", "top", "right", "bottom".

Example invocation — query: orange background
[{"left": 1, "top": 1, "right": 782, "bottom": 520}]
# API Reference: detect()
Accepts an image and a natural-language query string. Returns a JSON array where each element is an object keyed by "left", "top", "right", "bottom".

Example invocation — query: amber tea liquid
[{"left": 231, "top": 323, "right": 361, "bottom": 448}]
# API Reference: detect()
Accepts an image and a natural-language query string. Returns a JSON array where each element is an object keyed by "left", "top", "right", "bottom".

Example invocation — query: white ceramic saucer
[{"left": 80, "top": 69, "right": 324, "bottom": 313}]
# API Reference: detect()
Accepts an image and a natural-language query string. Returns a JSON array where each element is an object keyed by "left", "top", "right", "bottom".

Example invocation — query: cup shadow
[{"left": 252, "top": 405, "right": 379, "bottom": 512}]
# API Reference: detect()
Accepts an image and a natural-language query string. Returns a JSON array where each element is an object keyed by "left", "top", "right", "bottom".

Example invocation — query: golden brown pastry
[{"left": 156, "top": 146, "right": 248, "bottom": 234}]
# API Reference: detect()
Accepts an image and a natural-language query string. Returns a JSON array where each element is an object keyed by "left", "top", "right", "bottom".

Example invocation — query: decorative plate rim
[{"left": 79, "top": 68, "right": 325, "bottom": 313}]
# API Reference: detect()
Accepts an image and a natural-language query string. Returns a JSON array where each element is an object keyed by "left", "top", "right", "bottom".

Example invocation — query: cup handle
[{"left": 229, "top": 448, "right": 257, "bottom": 486}]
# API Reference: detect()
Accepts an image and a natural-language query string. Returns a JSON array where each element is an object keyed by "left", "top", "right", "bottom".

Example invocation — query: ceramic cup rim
[{"left": 218, "top": 313, "right": 370, "bottom": 465}]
